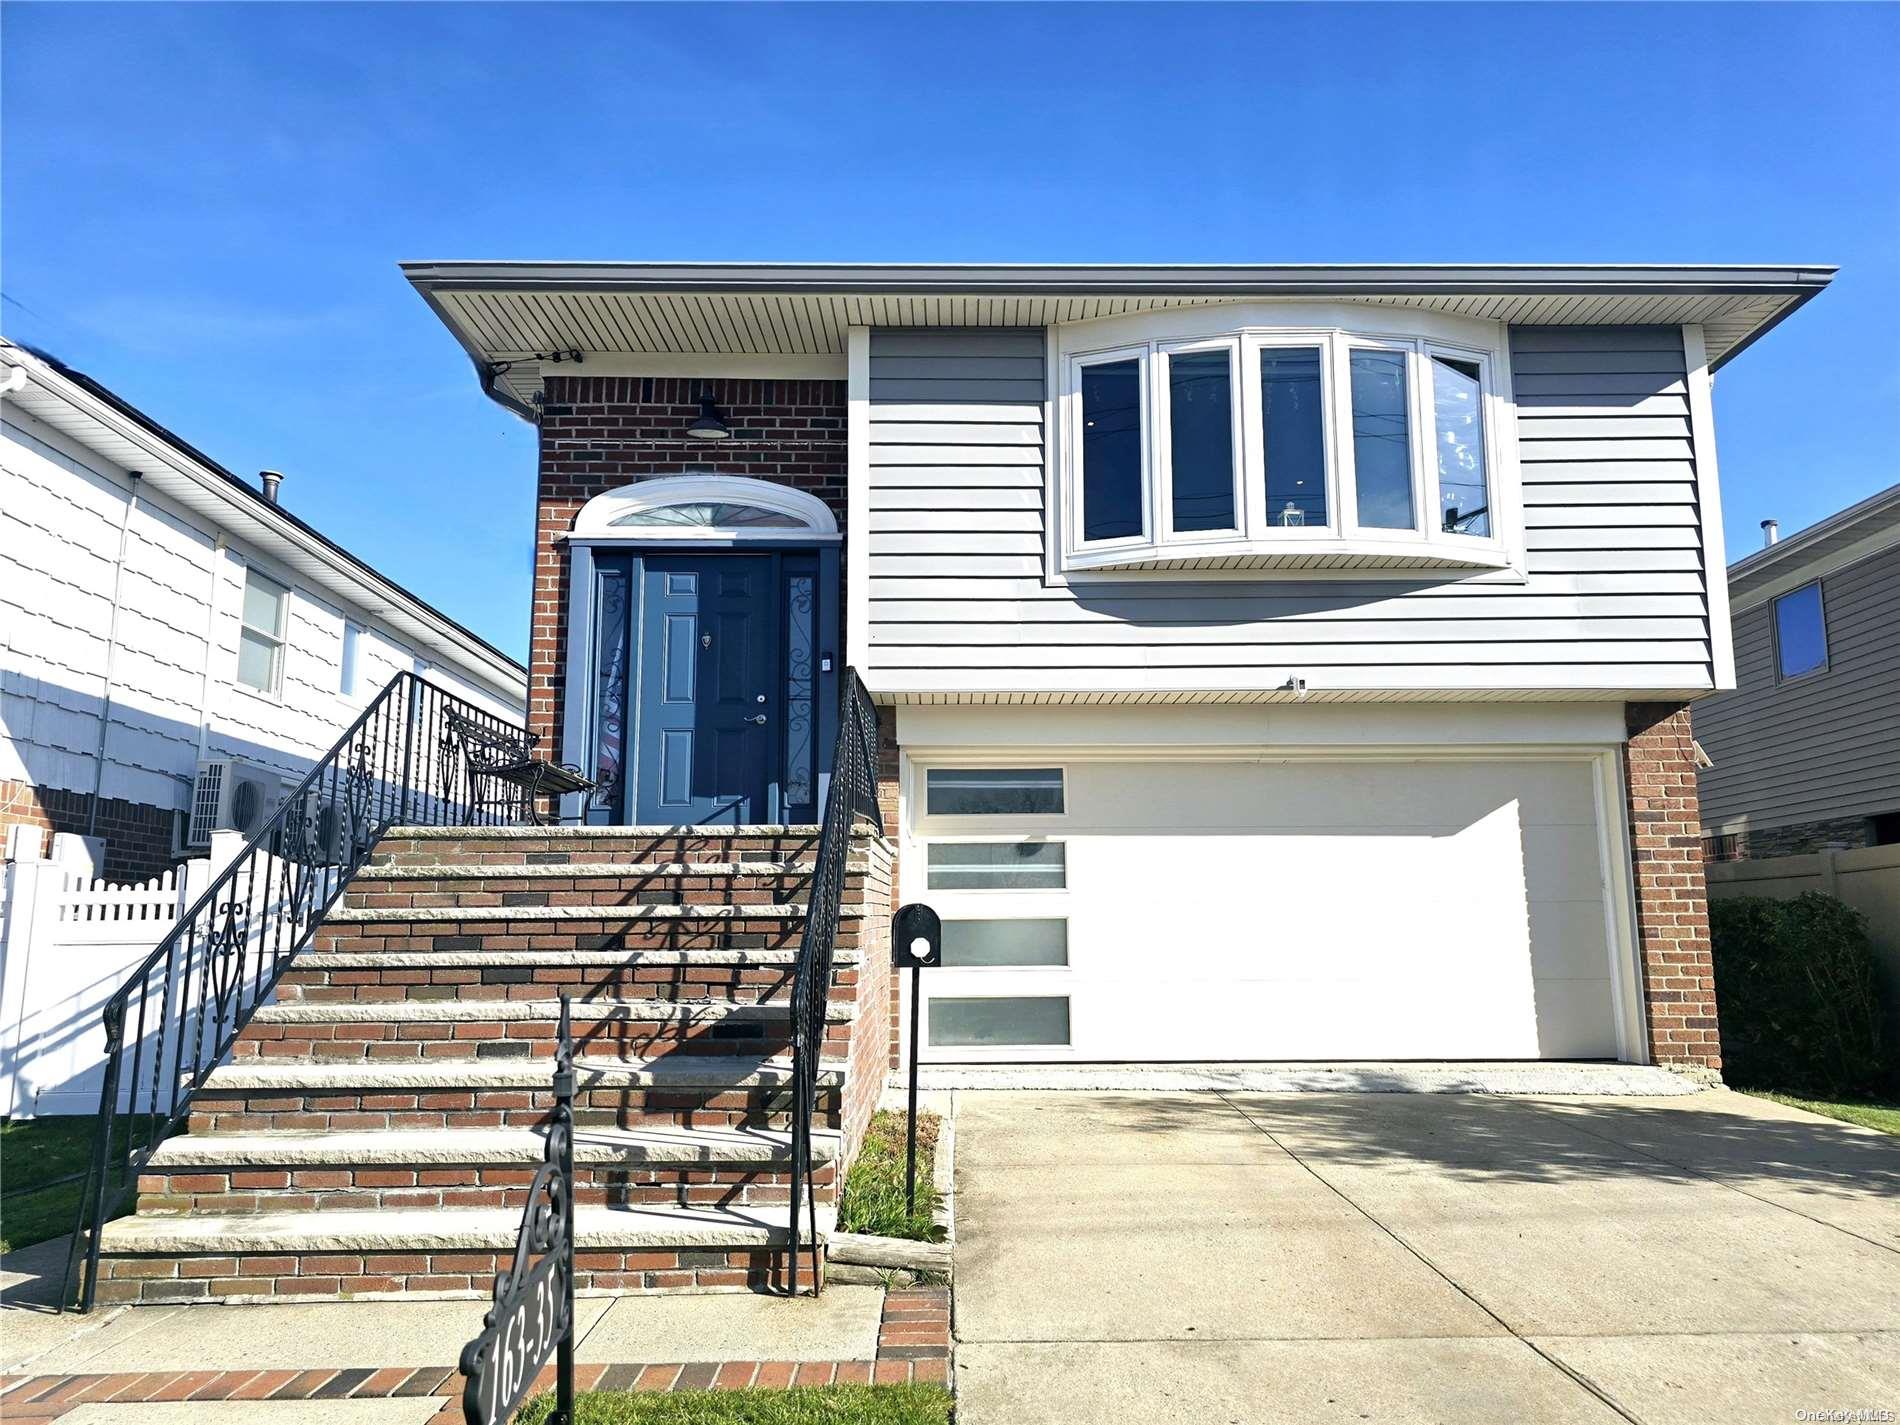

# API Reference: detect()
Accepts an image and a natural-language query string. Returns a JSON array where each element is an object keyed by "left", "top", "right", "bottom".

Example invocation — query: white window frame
[
  {"left": 1051, "top": 303, "right": 1524, "bottom": 579},
  {"left": 1069, "top": 345, "right": 1151, "bottom": 553},
  {"left": 237, "top": 567, "right": 289, "bottom": 697},
  {"left": 1422, "top": 341, "right": 1503, "bottom": 541},
  {"left": 1156, "top": 337, "right": 1246, "bottom": 543},
  {"left": 1243, "top": 335, "right": 1340, "bottom": 542}
]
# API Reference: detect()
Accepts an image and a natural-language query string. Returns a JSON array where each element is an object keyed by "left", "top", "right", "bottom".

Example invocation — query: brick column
[
  {"left": 873, "top": 705, "right": 904, "bottom": 1069},
  {"left": 1624, "top": 703, "right": 1722, "bottom": 1077}
]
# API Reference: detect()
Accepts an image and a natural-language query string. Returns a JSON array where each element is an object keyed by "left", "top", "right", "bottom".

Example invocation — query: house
[
  {"left": 1694, "top": 483, "right": 1900, "bottom": 861},
  {"left": 399, "top": 260, "right": 1839, "bottom": 1078},
  {"left": 74, "top": 263, "right": 1840, "bottom": 1308},
  {"left": 0, "top": 341, "right": 527, "bottom": 882}
]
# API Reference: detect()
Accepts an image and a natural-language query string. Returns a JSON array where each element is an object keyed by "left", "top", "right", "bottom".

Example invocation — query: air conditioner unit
[{"left": 183, "top": 758, "right": 289, "bottom": 851}]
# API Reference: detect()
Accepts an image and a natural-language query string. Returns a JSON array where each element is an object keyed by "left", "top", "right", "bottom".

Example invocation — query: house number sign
[{"left": 460, "top": 995, "right": 577, "bottom": 1425}]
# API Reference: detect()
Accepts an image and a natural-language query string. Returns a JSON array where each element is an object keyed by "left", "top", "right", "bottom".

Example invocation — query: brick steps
[
  {"left": 236, "top": 996, "right": 852, "bottom": 1062},
  {"left": 94, "top": 1202, "right": 834, "bottom": 1304},
  {"left": 275, "top": 947, "right": 859, "bottom": 1004},
  {"left": 94, "top": 823, "right": 895, "bottom": 1304},
  {"left": 187, "top": 1055, "right": 845, "bottom": 1133},
  {"left": 136, "top": 1124, "right": 840, "bottom": 1214}
]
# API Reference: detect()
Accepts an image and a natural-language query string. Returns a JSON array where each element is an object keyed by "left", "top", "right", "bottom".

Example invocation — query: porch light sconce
[{"left": 686, "top": 389, "right": 732, "bottom": 441}]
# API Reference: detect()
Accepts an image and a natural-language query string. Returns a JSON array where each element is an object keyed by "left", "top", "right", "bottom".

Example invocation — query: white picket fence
[{"left": 0, "top": 832, "right": 228, "bottom": 1119}]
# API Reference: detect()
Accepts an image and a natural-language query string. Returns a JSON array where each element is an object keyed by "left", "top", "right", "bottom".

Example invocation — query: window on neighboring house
[
  {"left": 926, "top": 768, "right": 1065, "bottom": 817},
  {"left": 1079, "top": 356, "right": 1144, "bottom": 543},
  {"left": 1773, "top": 582, "right": 1828, "bottom": 680},
  {"left": 340, "top": 622, "right": 362, "bottom": 697},
  {"left": 1064, "top": 322, "right": 1507, "bottom": 570},
  {"left": 1868, "top": 811, "right": 1900, "bottom": 847},
  {"left": 238, "top": 568, "right": 289, "bottom": 694}
]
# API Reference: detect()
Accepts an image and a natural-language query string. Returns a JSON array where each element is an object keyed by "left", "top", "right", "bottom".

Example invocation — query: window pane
[
  {"left": 926, "top": 841, "right": 1066, "bottom": 890},
  {"left": 589, "top": 564, "right": 630, "bottom": 819},
  {"left": 242, "top": 570, "right": 286, "bottom": 634},
  {"left": 940, "top": 919, "right": 1069, "bottom": 968},
  {"left": 928, "top": 996, "right": 1070, "bottom": 1047},
  {"left": 1168, "top": 350, "right": 1235, "bottom": 532},
  {"left": 1432, "top": 356, "right": 1490, "bottom": 536},
  {"left": 1774, "top": 583, "right": 1828, "bottom": 678},
  {"left": 1081, "top": 359, "right": 1143, "bottom": 541},
  {"left": 1350, "top": 351, "right": 1415, "bottom": 529},
  {"left": 927, "top": 768, "right": 1064, "bottom": 816},
  {"left": 237, "top": 629, "right": 278, "bottom": 692},
  {"left": 1260, "top": 348, "right": 1328, "bottom": 529}
]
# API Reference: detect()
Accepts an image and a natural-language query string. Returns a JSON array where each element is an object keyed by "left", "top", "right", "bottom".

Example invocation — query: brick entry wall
[
  {"left": 1624, "top": 703, "right": 1723, "bottom": 1076},
  {"left": 529, "top": 376, "right": 847, "bottom": 753},
  {"left": 0, "top": 778, "right": 175, "bottom": 882}
]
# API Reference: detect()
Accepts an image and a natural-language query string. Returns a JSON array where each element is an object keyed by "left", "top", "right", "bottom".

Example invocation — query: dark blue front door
[{"left": 633, "top": 555, "right": 776, "bottom": 824}]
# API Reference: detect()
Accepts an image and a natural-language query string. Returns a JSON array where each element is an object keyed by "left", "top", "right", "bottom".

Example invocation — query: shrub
[{"left": 1709, "top": 892, "right": 1889, "bottom": 1096}]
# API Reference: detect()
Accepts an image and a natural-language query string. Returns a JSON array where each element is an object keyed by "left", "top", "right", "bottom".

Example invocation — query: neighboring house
[
  {"left": 0, "top": 341, "right": 527, "bottom": 882},
  {"left": 1695, "top": 483, "right": 1900, "bottom": 861},
  {"left": 397, "top": 260, "right": 1838, "bottom": 1080}
]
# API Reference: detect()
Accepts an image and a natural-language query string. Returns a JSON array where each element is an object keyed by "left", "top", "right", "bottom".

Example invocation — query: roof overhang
[
  {"left": 1, "top": 341, "right": 527, "bottom": 707},
  {"left": 403, "top": 261, "right": 1836, "bottom": 418},
  {"left": 1727, "top": 481, "right": 1900, "bottom": 613}
]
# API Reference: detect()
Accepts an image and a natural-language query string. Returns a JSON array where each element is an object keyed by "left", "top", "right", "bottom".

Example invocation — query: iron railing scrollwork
[
  {"left": 63, "top": 671, "right": 532, "bottom": 1312},
  {"left": 785, "top": 669, "right": 883, "bottom": 1295}
]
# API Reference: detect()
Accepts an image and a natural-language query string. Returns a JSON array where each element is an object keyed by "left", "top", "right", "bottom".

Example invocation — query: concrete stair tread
[
  {"left": 389, "top": 825, "right": 822, "bottom": 839},
  {"left": 355, "top": 862, "right": 811, "bottom": 879},
  {"left": 149, "top": 1122, "right": 841, "bottom": 1167},
  {"left": 100, "top": 1200, "right": 834, "bottom": 1255},
  {"left": 297, "top": 948, "right": 858, "bottom": 968},
  {"left": 202, "top": 1054, "right": 844, "bottom": 1091},
  {"left": 251, "top": 997, "right": 852, "bottom": 1023},
  {"left": 324, "top": 903, "right": 844, "bottom": 923}
]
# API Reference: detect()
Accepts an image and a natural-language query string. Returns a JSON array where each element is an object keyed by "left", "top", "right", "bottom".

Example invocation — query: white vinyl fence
[{"left": 0, "top": 832, "right": 229, "bottom": 1118}]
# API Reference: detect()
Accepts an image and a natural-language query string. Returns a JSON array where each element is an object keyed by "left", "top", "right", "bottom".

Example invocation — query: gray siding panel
[
  {"left": 1695, "top": 543, "right": 1900, "bottom": 832},
  {"left": 865, "top": 325, "right": 1716, "bottom": 698}
]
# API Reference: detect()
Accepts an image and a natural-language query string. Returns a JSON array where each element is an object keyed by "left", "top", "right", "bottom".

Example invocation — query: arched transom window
[{"left": 570, "top": 475, "right": 840, "bottom": 542}]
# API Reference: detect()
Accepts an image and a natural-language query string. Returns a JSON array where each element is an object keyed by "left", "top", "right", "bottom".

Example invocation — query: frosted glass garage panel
[
  {"left": 929, "top": 996, "right": 1071, "bottom": 1047},
  {"left": 927, "top": 768, "right": 1064, "bottom": 816},
  {"left": 926, "top": 842, "right": 1067, "bottom": 890},
  {"left": 940, "top": 919, "right": 1069, "bottom": 967}
]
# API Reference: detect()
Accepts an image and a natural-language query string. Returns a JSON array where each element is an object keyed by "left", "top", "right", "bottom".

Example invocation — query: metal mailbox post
[{"left": 892, "top": 902, "right": 942, "bottom": 1215}]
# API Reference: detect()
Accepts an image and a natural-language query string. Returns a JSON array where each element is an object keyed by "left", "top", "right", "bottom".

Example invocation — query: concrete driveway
[{"left": 950, "top": 1088, "right": 1900, "bottom": 1424}]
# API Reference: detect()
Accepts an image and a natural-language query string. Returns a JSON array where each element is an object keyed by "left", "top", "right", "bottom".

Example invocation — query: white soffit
[{"left": 403, "top": 262, "right": 1834, "bottom": 417}]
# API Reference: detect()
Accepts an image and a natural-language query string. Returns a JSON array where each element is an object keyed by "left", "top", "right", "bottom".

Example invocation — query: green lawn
[
  {"left": 518, "top": 1384, "right": 952, "bottom": 1425},
  {"left": 835, "top": 1110, "right": 943, "bottom": 1242},
  {"left": 1745, "top": 1091, "right": 1900, "bottom": 1136},
  {"left": 1, "top": 1115, "right": 153, "bottom": 1255}
]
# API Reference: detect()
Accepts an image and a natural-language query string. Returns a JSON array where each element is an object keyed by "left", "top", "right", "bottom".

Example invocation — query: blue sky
[{"left": 5, "top": 2, "right": 1895, "bottom": 664}]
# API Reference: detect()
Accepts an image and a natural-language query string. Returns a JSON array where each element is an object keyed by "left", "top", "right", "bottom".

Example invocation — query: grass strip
[
  {"left": 1745, "top": 1090, "right": 1900, "bottom": 1136},
  {"left": 835, "top": 1110, "right": 943, "bottom": 1242},
  {"left": 518, "top": 1383, "right": 953, "bottom": 1424}
]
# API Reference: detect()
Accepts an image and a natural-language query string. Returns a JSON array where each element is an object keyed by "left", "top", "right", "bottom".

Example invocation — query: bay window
[{"left": 1061, "top": 315, "right": 1515, "bottom": 572}]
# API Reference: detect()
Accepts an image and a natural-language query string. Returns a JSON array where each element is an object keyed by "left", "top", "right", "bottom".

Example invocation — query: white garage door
[{"left": 910, "top": 758, "right": 1625, "bottom": 1062}]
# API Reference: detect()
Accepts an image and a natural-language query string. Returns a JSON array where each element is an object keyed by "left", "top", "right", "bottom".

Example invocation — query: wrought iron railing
[
  {"left": 785, "top": 669, "right": 883, "bottom": 1295},
  {"left": 63, "top": 672, "right": 531, "bottom": 1311}
]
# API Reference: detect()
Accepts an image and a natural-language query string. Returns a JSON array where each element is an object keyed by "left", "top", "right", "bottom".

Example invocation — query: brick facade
[
  {"left": 529, "top": 376, "right": 847, "bottom": 753},
  {"left": 1624, "top": 703, "right": 1722, "bottom": 1076},
  {"left": 0, "top": 778, "right": 175, "bottom": 882}
]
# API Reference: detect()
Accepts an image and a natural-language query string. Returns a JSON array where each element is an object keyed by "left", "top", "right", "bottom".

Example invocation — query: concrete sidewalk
[
  {"left": 949, "top": 1086, "right": 1900, "bottom": 1424},
  {"left": 3, "top": 1238, "right": 937, "bottom": 1423}
]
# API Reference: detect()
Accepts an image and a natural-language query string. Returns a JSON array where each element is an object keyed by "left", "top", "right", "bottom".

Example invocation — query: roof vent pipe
[
  {"left": 1761, "top": 518, "right": 1779, "bottom": 548},
  {"left": 260, "top": 470, "right": 284, "bottom": 505}
]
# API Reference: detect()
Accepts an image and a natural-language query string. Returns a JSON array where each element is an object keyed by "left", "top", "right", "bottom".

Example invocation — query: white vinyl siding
[
  {"left": 0, "top": 409, "right": 521, "bottom": 818},
  {"left": 864, "top": 325, "right": 1714, "bottom": 700}
]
